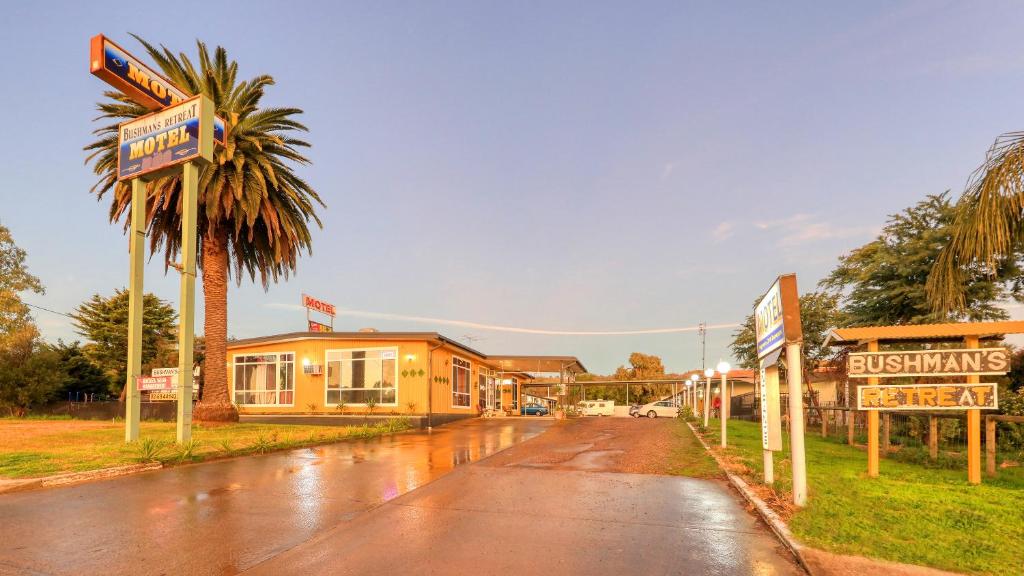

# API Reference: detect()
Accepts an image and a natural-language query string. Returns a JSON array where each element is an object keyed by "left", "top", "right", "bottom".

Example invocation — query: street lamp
[
  {"left": 689, "top": 373, "right": 699, "bottom": 410},
  {"left": 703, "top": 368, "right": 714, "bottom": 427},
  {"left": 717, "top": 360, "right": 731, "bottom": 447}
]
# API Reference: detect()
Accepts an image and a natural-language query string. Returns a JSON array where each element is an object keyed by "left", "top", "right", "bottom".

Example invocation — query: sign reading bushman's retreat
[
  {"left": 858, "top": 383, "right": 998, "bottom": 411},
  {"left": 117, "top": 95, "right": 214, "bottom": 180},
  {"left": 91, "top": 34, "right": 226, "bottom": 145},
  {"left": 848, "top": 348, "right": 1009, "bottom": 378}
]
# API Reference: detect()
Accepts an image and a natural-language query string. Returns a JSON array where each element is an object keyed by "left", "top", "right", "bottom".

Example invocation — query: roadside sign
[
  {"left": 117, "top": 95, "right": 214, "bottom": 181},
  {"left": 90, "top": 34, "right": 226, "bottom": 145},
  {"left": 136, "top": 375, "right": 174, "bottom": 391},
  {"left": 758, "top": 365, "right": 783, "bottom": 451},
  {"left": 857, "top": 383, "right": 998, "bottom": 411},
  {"left": 848, "top": 348, "right": 1009, "bottom": 378},
  {"left": 754, "top": 274, "right": 802, "bottom": 360}
]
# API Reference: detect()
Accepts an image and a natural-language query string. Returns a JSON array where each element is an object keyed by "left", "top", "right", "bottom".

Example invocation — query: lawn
[
  {"left": 0, "top": 418, "right": 412, "bottom": 479},
  {"left": 664, "top": 418, "right": 722, "bottom": 478},
  {"left": 696, "top": 418, "right": 1024, "bottom": 576}
]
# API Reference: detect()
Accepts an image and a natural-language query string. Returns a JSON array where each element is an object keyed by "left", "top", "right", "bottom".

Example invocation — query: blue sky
[{"left": 3, "top": 1, "right": 1024, "bottom": 374}]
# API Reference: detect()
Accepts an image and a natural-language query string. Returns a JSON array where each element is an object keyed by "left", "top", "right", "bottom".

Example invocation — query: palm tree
[
  {"left": 85, "top": 37, "right": 324, "bottom": 420},
  {"left": 927, "top": 132, "right": 1024, "bottom": 314}
]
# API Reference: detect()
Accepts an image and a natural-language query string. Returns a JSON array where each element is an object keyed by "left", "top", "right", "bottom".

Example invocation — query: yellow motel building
[{"left": 226, "top": 331, "right": 586, "bottom": 426}]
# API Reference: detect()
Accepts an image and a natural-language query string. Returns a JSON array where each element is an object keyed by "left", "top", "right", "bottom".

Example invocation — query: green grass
[
  {"left": 0, "top": 418, "right": 413, "bottom": 479},
  {"left": 698, "top": 419, "right": 1024, "bottom": 576},
  {"left": 665, "top": 418, "right": 722, "bottom": 478}
]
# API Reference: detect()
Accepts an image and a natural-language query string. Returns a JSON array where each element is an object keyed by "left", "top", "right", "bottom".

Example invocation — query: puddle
[
  {"left": 560, "top": 450, "right": 624, "bottom": 471},
  {"left": 552, "top": 443, "right": 593, "bottom": 454}
]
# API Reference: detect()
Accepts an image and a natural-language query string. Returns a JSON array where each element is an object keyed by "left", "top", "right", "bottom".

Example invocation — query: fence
[
  {"left": 37, "top": 401, "right": 178, "bottom": 421},
  {"left": 730, "top": 392, "right": 1024, "bottom": 461}
]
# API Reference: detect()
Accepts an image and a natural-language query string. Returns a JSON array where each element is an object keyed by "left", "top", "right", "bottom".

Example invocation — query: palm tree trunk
[{"left": 193, "top": 228, "right": 238, "bottom": 422}]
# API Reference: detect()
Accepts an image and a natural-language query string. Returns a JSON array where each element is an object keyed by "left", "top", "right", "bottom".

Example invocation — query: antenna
[{"left": 699, "top": 321, "right": 707, "bottom": 371}]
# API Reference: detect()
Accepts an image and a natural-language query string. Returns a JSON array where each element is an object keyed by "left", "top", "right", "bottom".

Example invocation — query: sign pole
[
  {"left": 124, "top": 178, "right": 146, "bottom": 443},
  {"left": 786, "top": 342, "right": 807, "bottom": 506},
  {"left": 966, "top": 335, "right": 981, "bottom": 485},
  {"left": 176, "top": 161, "right": 199, "bottom": 444},
  {"left": 866, "top": 339, "right": 880, "bottom": 478}
]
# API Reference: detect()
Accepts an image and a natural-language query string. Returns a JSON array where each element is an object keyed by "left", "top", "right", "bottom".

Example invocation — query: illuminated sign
[
  {"left": 754, "top": 274, "right": 801, "bottom": 360},
  {"left": 136, "top": 375, "right": 174, "bottom": 391},
  {"left": 848, "top": 348, "right": 1010, "bottom": 378},
  {"left": 302, "top": 293, "right": 336, "bottom": 317},
  {"left": 308, "top": 320, "right": 332, "bottom": 333},
  {"left": 90, "top": 34, "right": 226, "bottom": 145},
  {"left": 857, "top": 383, "right": 998, "bottom": 411},
  {"left": 117, "top": 95, "right": 214, "bottom": 181}
]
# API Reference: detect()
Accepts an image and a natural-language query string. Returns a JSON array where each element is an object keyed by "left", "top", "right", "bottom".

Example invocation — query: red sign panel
[
  {"left": 308, "top": 320, "right": 332, "bottom": 333},
  {"left": 302, "top": 293, "right": 336, "bottom": 317},
  {"left": 136, "top": 375, "right": 174, "bottom": 391}
]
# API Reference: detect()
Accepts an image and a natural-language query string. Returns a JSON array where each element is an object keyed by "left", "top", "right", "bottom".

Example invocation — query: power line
[{"left": 24, "top": 302, "right": 74, "bottom": 318}]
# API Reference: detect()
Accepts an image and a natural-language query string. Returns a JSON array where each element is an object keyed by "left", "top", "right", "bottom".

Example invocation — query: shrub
[
  {"left": 365, "top": 396, "right": 377, "bottom": 416},
  {"left": 174, "top": 439, "right": 202, "bottom": 463},
  {"left": 406, "top": 401, "right": 417, "bottom": 413},
  {"left": 130, "top": 438, "right": 167, "bottom": 463},
  {"left": 306, "top": 402, "right": 319, "bottom": 413}
]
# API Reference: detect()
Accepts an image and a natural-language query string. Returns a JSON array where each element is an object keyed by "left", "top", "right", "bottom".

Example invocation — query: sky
[{"left": 3, "top": 1, "right": 1024, "bottom": 374}]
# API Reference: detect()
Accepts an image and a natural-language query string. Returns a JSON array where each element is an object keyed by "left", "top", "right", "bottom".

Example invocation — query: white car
[
  {"left": 578, "top": 400, "right": 615, "bottom": 416},
  {"left": 633, "top": 400, "right": 678, "bottom": 419}
]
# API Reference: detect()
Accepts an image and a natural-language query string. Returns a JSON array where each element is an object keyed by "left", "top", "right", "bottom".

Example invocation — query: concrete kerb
[
  {"left": 686, "top": 421, "right": 813, "bottom": 576},
  {"left": 0, "top": 462, "right": 163, "bottom": 495}
]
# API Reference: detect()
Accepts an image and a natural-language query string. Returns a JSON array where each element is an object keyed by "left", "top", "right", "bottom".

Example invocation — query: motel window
[
  {"left": 233, "top": 353, "right": 295, "bottom": 406},
  {"left": 325, "top": 348, "right": 397, "bottom": 405},
  {"left": 452, "top": 357, "right": 471, "bottom": 408}
]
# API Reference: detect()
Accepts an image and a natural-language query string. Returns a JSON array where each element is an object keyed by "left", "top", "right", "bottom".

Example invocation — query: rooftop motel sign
[
  {"left": 117, "top": 95, "right": 214, "bottom": 181},
  {"left": 91, "top": 34, "right": 226, "bottom": 146},
  {"left": 302, "top": 294, "right": 336, "bottom": 317}
]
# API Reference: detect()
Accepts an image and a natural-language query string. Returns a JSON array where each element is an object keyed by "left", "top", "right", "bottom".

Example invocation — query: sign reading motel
[
  {"left": 117, "top": 95, "right": 214, "bottom": 180},
  {"left": 754, "top": 274, "right": 801, "bottom": 360},
  {"left": 91, "top": 34, "right": 226, "bottom": 145},
  {"left": 302, "top": 293, "right": 336, "bottom": 317},
  {"left": 848, "top": 348, "right": 1010, "bottom": 378},
  {"left": 857, "top": 383, "right": 998, "bottom": 411}
]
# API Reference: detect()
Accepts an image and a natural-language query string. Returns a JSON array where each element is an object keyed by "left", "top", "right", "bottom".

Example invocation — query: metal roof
[
  {"left": 486, "top": 355, "right": 588, "bottom": 375},
  {"left": 825, "top": 321, "right": 1024, "bottom": 346}
]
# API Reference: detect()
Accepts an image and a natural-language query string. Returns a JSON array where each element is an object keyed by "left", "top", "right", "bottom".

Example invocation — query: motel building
[{"left": 226, "top": 330, "right": 586, "bottom": 426}]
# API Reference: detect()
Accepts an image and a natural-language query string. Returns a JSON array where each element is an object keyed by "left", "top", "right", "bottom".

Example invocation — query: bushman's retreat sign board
[
  {"left": 117, "top": 95, "right": 214, "bottom": 180},
  {"left": 857, "top": 383, "right": 998, "bottom": 411},
  {"left": 848, "top": 348, "right": 1009, "bottom": 378}
]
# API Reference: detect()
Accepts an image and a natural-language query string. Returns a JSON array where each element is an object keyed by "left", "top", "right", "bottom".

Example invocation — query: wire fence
[{"left": 730, "top": 392, "right": 1024, "bottom": 462}]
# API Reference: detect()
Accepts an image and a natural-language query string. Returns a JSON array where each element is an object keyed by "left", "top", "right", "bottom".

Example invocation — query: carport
[{"left": 487, "top": 355, "right": 587, "bottom": 411}]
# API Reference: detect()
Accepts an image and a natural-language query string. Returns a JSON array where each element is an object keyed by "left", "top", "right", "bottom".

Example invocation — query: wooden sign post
[{"left": 831, "top": 321, "right": 1018, "bottom": 485}]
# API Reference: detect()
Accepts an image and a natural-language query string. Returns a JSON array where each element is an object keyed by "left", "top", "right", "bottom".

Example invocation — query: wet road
[{"left": 0, "top": 419, "right": 551, "bottom": 576}]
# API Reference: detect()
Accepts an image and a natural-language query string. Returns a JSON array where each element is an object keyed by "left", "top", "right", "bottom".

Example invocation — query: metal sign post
[
  {"left": 176, "top": 162, "right": 200, "bottom": 443},
  {"left": 124, "top": 178, "right": 146, "bottom": 442}
]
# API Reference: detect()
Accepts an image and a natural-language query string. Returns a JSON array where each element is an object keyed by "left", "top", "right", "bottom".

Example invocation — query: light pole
[
  {"left": 717, "top": 360, "right": 731, "bottom": 447},
  {"left": 703, "top": 368, "right": 714, "bottom": 428},
  {"left": 690, "top": 373, "right": 699, "bottom": 411}
]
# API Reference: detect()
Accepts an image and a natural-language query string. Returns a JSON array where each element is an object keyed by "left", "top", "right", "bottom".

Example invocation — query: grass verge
[
  {"left": 665, "top": 418, "right": 722, "bottom": 478},
  {"left": 0, "top": 418, "right": 413, "bottom": 479},
  {"left": 695, "top": 418, "right": 1024, "bottom": 576}
]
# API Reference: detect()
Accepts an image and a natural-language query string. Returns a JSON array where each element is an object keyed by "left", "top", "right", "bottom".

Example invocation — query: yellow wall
[{"left": 226, "top": 337, "right": 515, "bottom": 416}]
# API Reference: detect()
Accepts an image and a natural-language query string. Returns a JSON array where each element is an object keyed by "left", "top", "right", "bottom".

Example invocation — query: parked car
[
  {"left": 522, "top": 403, "right": 549, "bottom": 416},
  {"left": 632, "top": 400, "right": 678, "bottom": 419},
  {"left": 578, "top": 400, "right": 614, "bottom": 416}
]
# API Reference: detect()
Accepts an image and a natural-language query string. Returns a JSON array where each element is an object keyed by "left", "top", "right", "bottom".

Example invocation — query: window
[
  {"left": 233, "top": 353, "right": 294, "bottom": 405},
  {"left": 452, "top": 357, "right": 471, "bottom": 408},
  {"left": 325, "top": 348, "right": 397, "bottom": 405}
]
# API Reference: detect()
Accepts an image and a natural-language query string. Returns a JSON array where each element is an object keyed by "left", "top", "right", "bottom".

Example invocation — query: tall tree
[
  {"left": 70, "top": 290, "right": 177, "bottom": 395},
  {"left": 927, "top": 133, "right": 1024, "bottom": 313},
  {"left": 730, "top": 292, "right": 847, "bottom": 371},
  {"left": 53, "top": 341, "right": 111, "bottom": 400},
  {"left": 85, "top": 37, "right": 324, "bottom": 420},
  {"left": 824, "top": 192, "right": 1020, "bottom": 325},
  {"left": 0, "top": 223, "right": 44, "bottom": 345}
]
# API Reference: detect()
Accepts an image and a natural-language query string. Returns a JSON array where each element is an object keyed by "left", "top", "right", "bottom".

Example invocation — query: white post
[
  {"left": 124, "top": 178, "right": 145, "bottom": 443},
  {"left": 786, "top": 342, "right": 807, "bottom": 507},
  {"left": 703, "top": 376, "right": 711, "bottom": 428},
  {"left": 176, "top": 162, "right": 198, "bottom": 444},
  {"left": 720, "top": 373, "right": 728, "bottom": 448},
  {"left": 764, "top": 450, "right": 774, "bottom": 484}
]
